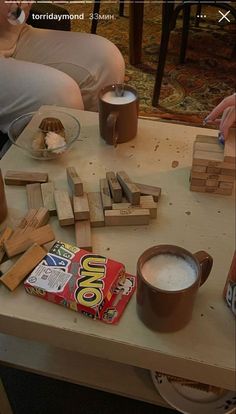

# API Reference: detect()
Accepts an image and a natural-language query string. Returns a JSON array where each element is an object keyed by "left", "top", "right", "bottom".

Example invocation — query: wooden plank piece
[
  {"left": 54, "top": 190, "right": 74, "bottom": 226},
  {"left": 194, "top": 141, "right": 223, "bottom": 154},
  {"left": 26, "top": 183, "right": 43, "bottom": 209},
  {"left": 4, "top": 224, "right": 55, "bottom": 258},
  {"left": 23, "top": 207, "right": 50, "bottom": 231},
  {"left": 73, "top": 193, "right": 90, "bottom": 221},
  {"left": 66, "top": 167, "right": 83, "bottom": 196},
  {"left": 100, "top": 178, "right": 112, "bottom": 210},
  {"left": 195, "top": 135, "right": 219, "bottom": 145},
  {"left": 11, "top": 209, "right": 37, "bottom": 238},
  {"left": 75, "top": 220, "right": 92, "bottom": 251},
  {"left": 134, "top": 183, "right": 161, "bottom": 202},
  {"left": 106, "top": 171, "right": 122, "bottom": 203},
  {"left": 117, "top": 171, "right": 140, "bottom": 205},
  {"left": 105, "top": 209, "right": 150, "bottom": 226},
  {"left": 140, "top": 196, "right": 158, "bottom": 219},
  {"left": 0, "top": 243, "right": 47, "bottom": 291},
  {"left": 0, "top": 227, "right": 13, "bottom": 263},
  {"left": 224, "top": 129, "right": 236, "bottom": 164},
  {"left": 41, "top": 182, "right": 57, "bottom": 215},
  {"left": 87, "top": 192, "right": 104, "bottom": 227},
  {"left": 193, "top": 150, "right": 224, "bottom": 165},
  {"left": 219, "top": 182, "right": 234, "bottom": 189},
  {"left": 4, "top": 170, "right": 48, "bottom": 185}
]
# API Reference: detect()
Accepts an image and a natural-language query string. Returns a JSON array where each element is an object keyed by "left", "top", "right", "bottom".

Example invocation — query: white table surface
[{"left": 0, "top": 107, "right": 235, "bottom": 391}]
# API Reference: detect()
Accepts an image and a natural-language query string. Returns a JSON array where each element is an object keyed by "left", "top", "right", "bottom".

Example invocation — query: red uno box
[
  {"left": 24, "top": 241, "right": 136, "bottom": 324},
  {"left": 223, "top": 251, "right": 236, "bottom": 316}
]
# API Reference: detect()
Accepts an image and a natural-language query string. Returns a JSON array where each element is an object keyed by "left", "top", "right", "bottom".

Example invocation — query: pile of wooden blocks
[
  {"left": 190, "top": 131, "right": 235, "bottom": 195},
  {"left": 2, "top": 169, "right": 161, "bottom": 259}
]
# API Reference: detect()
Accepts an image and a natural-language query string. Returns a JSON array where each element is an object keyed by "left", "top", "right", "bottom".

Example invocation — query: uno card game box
[
  {"left": 24, "top": 241, "right": 136, "bottom": 324},
  {"left": 223, "top": 251, "right": 236, "bottom": 316}
]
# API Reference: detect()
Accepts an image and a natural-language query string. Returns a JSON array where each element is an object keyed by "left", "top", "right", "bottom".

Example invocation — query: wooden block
[
  {"left": 112, "top": 202, "right": 131, "bottom": 210},
  {"left": 191, "top": 178, "right": 206, "bottom": 186},
  {"left": 191, "top": 172, "right": 210, "bottom": 180},
  {"left": 4, "top": 170, "right": 48, "bottom": 186},
  {"left": 23, "top": 207, "right": 50, "bottom": 231},
  {"left": 193, "top": 150, "right": 224, "bottom": 166},
  {"left": 73, "top": 194, "right": 90, "bottom": 221},
  {"left": 11, "top": 209, "right": 38, "bottom": 238},
  {"left": 219, "top": 161, "right": 236, "bottom": 170},
  {"left": 106, "top": 171, "right": 122, "bottom": 203},
  {"left": 190, "top": 185, "right": 206, "bottom": 193},
  {"left": 134, "top": 183, "right": 161, "bottom": 202},
  {"left": 87, "top": 192, "right": 104, "bottom": 227},
  {"left": 75, "top": 220, "right": 92, "bottom": 251},
  {"left": 192, "top": 166, "right": 207, "bottom": 173},
  {"left": 194, "top": 141, "right": 223, "bottom": 154},
  {"left": 117, "top": 171, "right": 140, "bottom": 205},
  {"left": 224, "top": 129, "right": 236, "bottom": 164},
  {"left": 205, "top": 187, "right": 216, "bottom": 193},
  {"left": 195, "top": 135, "right": 219, "bottom": 145},
  {"left": 0, "top": 227, "right": 13, "bottom": 263},
  {"left": 26, "top": 183, "right": 43, "bottom": 209},
  {"left": 4, "top": 224, "right": 55, "bottom": 258},
  {"left": 54, "top": 190, "right": 74, "bottom": 226},
  {"left": 219, "top": 182, "right": 234, "bottom": 189},
  {"left": 140, "top": 196, "right": 157, "bottom": 219},
  {"left": 206, "top": 179, "right": 218, "bottom": 187},
  {"left": 100, "top": 178, "right": 112, "bottom": 210},
  {"left": 105, "top": 209, "right": 150, "bottom": 226},
  {"left": 0, "top": 243, "right": 46, "bottom": 291},
  {"left": 41, "top": 182, "right": 57, "bottom": 215},
  {"left": 206, "top": 166, "right": 221, "bottom": 174},
  {"left": 215, "top": 188, "right": 233, "bottom": 196},
  {"left": 218, "top": 175, "right": 234, "bottom": 183},
  {"left": 66, "top": 167, "right": 83, "bottom": 196},
  {"left": 221, "top": 168, "right": 235, "bottom": 177}
]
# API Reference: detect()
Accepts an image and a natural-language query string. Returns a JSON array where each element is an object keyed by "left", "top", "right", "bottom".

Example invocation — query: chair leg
[
  {"left": 195, "top": 4, "right": 201, "bottom": 27},
  {"left": 91, "top": 0, "right": 100, "bottom": 34},
  {"left": 152, "top": 3, "right": 174, "bottom": 107},
  {"left": 180, "top": 4, "right": 191, "bottom": 64},
  {"left": 119, "top": 0, "right": 125, "bottom": 17}
]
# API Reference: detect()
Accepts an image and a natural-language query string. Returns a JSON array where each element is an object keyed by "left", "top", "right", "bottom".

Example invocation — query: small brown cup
[
  {"left": 98, "top": 84, "right": 139, "bottom": 146},
  {"left": 136, "top": 245, "right": 213, "bottom": 332}
]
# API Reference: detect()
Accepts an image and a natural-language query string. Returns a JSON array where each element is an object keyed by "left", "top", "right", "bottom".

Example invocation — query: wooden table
[{"left": 0, "top": 108, "right": 235, "bottom": 408}]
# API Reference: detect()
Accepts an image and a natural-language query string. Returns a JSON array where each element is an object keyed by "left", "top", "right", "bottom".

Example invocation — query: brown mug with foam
[
  {"left": 98, "top": 84, "right": 139, "bottom": 146},
  {"left": 136, "top": 245, "right": 213, "bottom": 332},
  {"left": 0, "top": 169, "right": 8, "bottom": 224}
]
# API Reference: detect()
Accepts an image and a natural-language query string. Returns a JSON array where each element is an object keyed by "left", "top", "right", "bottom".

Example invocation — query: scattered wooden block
[
  {"left": 11, "top": 209, "right": 38, "bottom": 238},
  {"left": 106, "top": 171, "right": 122, "bottom": 203},
  {"left": 100, "top": 178, "right": 112, "bottom": 210},
  {"left": 105, "top": 209, "right": 150, "bottom": 226},
  {"left": 0, "top": 227, "right": 13, "bottom": 263},
  {"left": 87, "top": 192, "right": 105, "bottom": 227},
  {"left": 0, "top": 243, "right": 46, "bottom": 291},
  {"left": 66, "top": 167, "right": 83, "bottom": 196},
  {"left": 23, "top": 207, "right": 50, "bottom": 231},
  {"left": 73, "top": 193, "right": 90, "bottom": 221},
  {"left": 112, "top": 202, "right": 131, "bottom": 210},
  {"left": 75, "top": 220, "right": 92, "bottom": 251},
  {"left": 134, "top": 182, "right": 161, "bottom": 202},
  {"left": 26, "top": 183, "right": 43, "bottom": 209},
  {"left": 41, "top": 182, "right": 57, "bottom": 215},
  {"left": 4, "top": 224, "right": 55, "bottom": 258},
  {"left": 224, "top": 129, "right": 236, "bottom": 164},
  {"left": 140, "top": 196, "right": 158, "bottom": 219},
  {"left": 4, "top": 170, "right": 48, "bottom": 186},
  {"left": 54, "top": 190, "right": 74, "bottom": 226},
  {"left": 117, "top": 171, "right": 140, "bottom": 205}
]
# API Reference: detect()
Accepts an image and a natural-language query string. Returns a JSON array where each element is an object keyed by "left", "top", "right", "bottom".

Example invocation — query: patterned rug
[{"left": 66, "top": 3, "right": 236, "bottom": 125}]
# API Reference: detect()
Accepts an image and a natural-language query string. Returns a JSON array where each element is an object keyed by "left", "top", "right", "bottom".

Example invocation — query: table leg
[
  {"left": 0, "top": 379, "right": 13, "bottom": 414},
  {"left": 129, "top": 1, "right": 144, "bottom": 65}
]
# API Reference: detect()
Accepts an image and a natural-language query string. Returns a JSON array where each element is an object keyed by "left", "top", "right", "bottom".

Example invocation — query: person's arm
[{"left": 204, "top": 93, "right": 236, "bottom": 142}]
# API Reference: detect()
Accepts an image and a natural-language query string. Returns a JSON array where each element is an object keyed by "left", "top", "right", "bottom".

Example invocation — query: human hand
[{"left": 204, "top": 93, "right": 236, "bottom": 143}]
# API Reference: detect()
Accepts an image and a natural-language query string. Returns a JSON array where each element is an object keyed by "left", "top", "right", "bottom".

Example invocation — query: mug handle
[
  {"left": 106, "top": 112, "right": 119, "bottom": 147},
  {"left": 194, "top": 251, "right": 213, "bottom": 286}
]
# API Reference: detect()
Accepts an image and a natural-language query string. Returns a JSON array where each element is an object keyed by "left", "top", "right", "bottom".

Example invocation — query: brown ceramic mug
[
  {"left": 0, "top": 169, "right": 8, "bottom": 224},
  {"left": 98, "top": 84, "right": 139, "bottom": 146},
  {"left": 136, "top": 245, "right": 213, "bottom": 332}
]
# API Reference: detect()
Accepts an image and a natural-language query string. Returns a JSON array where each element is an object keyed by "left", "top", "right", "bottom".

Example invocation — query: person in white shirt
[{"left": 0, "top": 1, "right": 125, "bottom": 134}]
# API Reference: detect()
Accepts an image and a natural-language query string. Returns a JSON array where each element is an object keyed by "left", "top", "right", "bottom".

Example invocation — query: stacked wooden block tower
[{"left": 190, "top": 130, "right": 235, "bottom": 195}]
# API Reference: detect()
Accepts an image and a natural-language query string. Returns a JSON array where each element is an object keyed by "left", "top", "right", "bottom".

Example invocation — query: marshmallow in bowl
[{"left": 45, "top": 132, "right": 67, "bottom": 154}]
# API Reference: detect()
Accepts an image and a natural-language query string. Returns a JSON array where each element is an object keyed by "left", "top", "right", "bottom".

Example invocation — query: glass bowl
[{"left": 8, "top": 109, "right": 81, "bottom": 160}]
